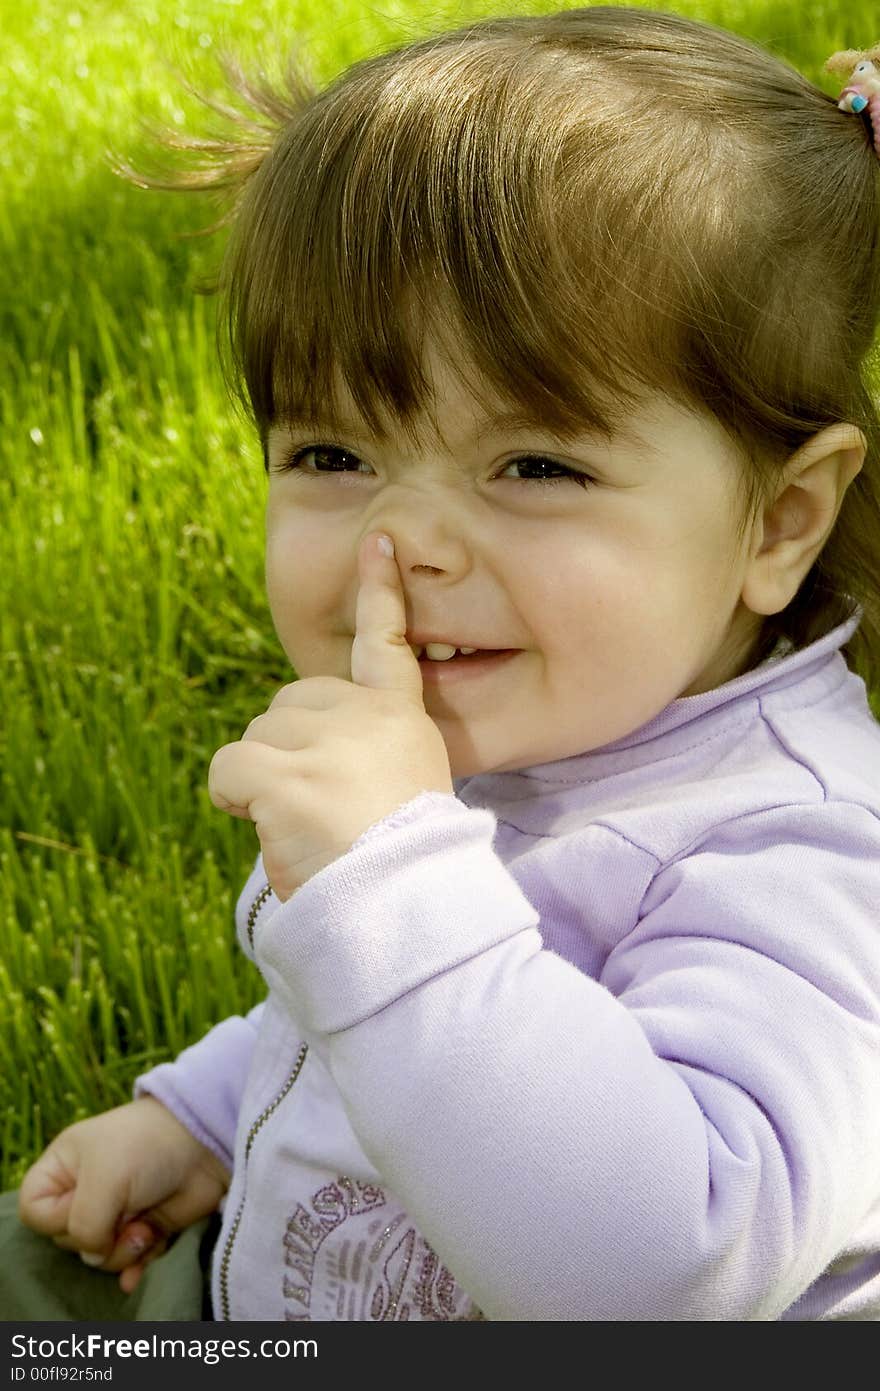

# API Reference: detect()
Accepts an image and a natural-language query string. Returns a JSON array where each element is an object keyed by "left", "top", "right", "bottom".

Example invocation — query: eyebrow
[
  {"left": 266, "top": 409, "right": 652, "bottom": 454},
  {"left": 272, "top": 410, "right": 560, "bottom": 440}
]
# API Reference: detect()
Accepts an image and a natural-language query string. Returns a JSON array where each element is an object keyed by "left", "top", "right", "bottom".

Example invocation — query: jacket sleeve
[
  {"left": 131, "top": 853, "right": 270, "bottom": 1172},
  {"left": 252, "top": 789, "right": 880, "bottom": 1321},
  {"left": 133, "top": 1001, "right": 265, "bottom": 1173}
]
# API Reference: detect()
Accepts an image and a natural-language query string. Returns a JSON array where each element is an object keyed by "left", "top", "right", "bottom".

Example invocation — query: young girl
[{"left": 8, "top": 5, "right": 880, "bottom": 1321}]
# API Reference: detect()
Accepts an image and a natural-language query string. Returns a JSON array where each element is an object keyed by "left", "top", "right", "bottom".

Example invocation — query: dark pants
[{"left": 0, "top": 1189, "right": 218, "bottom": 1321}]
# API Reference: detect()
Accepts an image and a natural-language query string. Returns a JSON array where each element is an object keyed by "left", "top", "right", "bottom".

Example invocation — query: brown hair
[{"left": 125, "top": 5, "right": 880, "bottom": 690}]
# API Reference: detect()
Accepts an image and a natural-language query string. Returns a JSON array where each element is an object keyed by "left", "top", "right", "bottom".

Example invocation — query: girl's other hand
[{"left": 17, "top": 1096, "right": 230, "bottom": 1294}]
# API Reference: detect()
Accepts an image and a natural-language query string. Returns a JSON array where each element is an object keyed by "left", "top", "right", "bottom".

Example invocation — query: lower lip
[{"left": 418, "top": 649, "right": 522, "bottom": 685}]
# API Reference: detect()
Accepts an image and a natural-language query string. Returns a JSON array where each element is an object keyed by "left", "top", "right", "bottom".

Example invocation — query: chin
[
  {"left": 288, "top": 653, "right": 349, "bottom": 681},
  {"left": 445, "top": 743, "right": 531, "bottom": 779}
]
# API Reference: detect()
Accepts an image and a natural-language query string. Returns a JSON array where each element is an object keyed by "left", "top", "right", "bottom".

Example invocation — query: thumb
[
  {"left": 18, "top": 1141, "right": 79, "bottom": 1236},
  {"left": 350, "top": 532, "right": 423, "bottom": 701},
  {"left": 85, "top": 1171, "right": 226, "bottom": 1272}
]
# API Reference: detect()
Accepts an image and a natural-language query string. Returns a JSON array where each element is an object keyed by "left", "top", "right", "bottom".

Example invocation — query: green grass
[{"left": 2, "top": 0, "right": 878, "bottom": 1189}]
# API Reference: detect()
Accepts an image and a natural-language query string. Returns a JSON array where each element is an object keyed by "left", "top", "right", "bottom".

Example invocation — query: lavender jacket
[{"left": 136, "top": 612, "right": 880, "bottom": 1320}]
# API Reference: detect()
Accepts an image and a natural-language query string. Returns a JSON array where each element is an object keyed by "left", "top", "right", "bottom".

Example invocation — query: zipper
[
  {"left": 219, "top": 1038, "right": 309, "bottom": 1319},
  {"left": 220, "top": 881, "right": 308, "bottom": 1320},
  {"left": 246, "top": 882, "right": 274, "bottom": 951}
]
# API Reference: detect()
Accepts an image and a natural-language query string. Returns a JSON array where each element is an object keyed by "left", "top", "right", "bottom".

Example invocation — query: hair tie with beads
[{"left": 824, "top": 46, "right": 880, "bottom": 157}]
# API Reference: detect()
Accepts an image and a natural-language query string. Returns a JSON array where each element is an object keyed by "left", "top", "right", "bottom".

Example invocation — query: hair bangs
[{"left": 222, "top": 32, "right": 681, "bottom": 453}]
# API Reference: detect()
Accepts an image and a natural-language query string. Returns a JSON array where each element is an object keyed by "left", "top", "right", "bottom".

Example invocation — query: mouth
[
  {"left": 409, "top": 640, "right": 518, "bottom": 661},
  {"left": 414, "top": 646, "right": 522, "bottom": 685},
  {"left": 413, "top": 643, "right": 492, "bottom": 661}
]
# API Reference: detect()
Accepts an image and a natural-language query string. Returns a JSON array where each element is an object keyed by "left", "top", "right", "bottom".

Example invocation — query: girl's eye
[
  {"left": 276, "top": 445, "right": 368, "bottom": 475},
  {"left": 497, "top": 456, "right": 595, "bottom": 490},
  {"left": 275, "top": 445, "right": 594, "bottom": 490}
]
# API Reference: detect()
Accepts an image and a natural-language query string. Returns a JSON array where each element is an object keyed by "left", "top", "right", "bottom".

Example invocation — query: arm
[
  {"left": 133, "top": 853, "right": 272, "bottom": 1169},
  {"left": 134, "top": 1001, "right": 266, "bottom": 1173},
  {"left": 253, "top": 791, "right": 880, "bottom": 1320}
]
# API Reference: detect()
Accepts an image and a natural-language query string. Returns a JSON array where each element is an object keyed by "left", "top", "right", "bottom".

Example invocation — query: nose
[
  {"left": 362, "top": 485, "right": 473, "bottom": 582},
  {"left": 378, "top": 530, "right": 471, "bottom": 583}
]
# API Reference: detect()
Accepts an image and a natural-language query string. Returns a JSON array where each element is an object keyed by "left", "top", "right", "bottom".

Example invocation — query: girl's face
[{"left": 264, "top": 337, "right": 765, "bottom": 777}]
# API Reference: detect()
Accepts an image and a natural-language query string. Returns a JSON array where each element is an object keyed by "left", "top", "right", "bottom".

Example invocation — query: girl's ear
[{"left": 740, "top": 423, "right": 866, "bottom": 618}]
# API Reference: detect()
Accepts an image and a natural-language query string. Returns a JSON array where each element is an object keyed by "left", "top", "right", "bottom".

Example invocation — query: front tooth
[
  {"left": 425, "top": 642, "right": 457, "bottom": 661},
  {"left": 459, "top": 647, "right": 477, "bottom": 655}
]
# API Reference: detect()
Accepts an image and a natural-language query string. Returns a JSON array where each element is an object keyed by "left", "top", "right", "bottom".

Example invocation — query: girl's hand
[
  {"left": 208, "top": 532, "right": 454, "bottom": 902},
  {"left": 18, "top": 1098, "right": 230, "bottom": 1295}
]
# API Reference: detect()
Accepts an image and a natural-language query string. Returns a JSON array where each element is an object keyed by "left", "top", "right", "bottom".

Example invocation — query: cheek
[
  {"left": 265, "top": 535, "right": 349, "bottom": 679},
  {"left": 265, "top": 515, "right": 342, "bottom": 628},
  {"left": 518, "top": 532, "right": 627, "bottom": 639}
]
